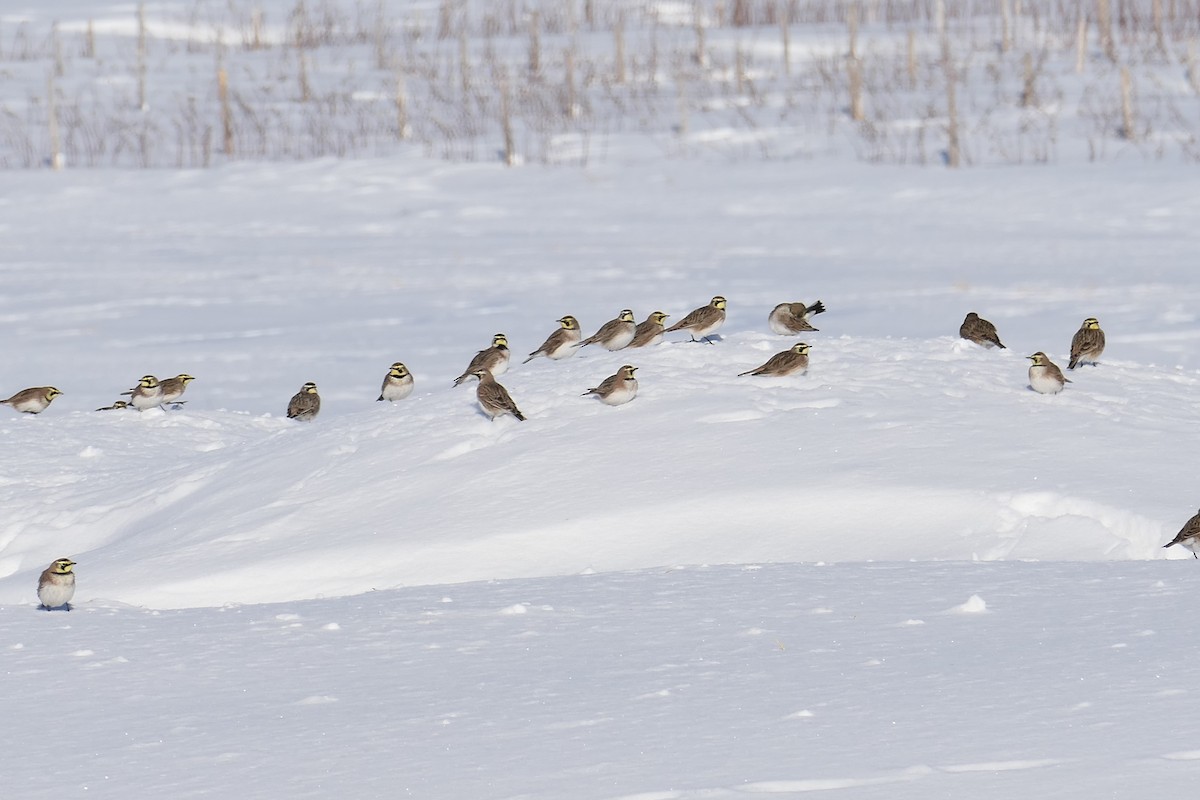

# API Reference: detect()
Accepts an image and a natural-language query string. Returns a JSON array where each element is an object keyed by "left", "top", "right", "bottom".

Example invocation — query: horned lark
[
  {"left": 959, "top": 312, "right": 1006, "bottom": 349},
  {"left": 628, "top": 312, "right": 671, "bottom": 348},
  {"left": 377, "top": 362, "right": 415, "bottom": 401},
  {"left": 453, "top": 334, "right": 510, "bottom": 386},
  {"left": 524, "top": 316, "right": 582, "bottom": 363},
  {"left": 666, "top": 296, "right": 727, "bottom": 344},
  {"left": 95, "top": 401, "right": 130, "bottom": 411},
  {"left": 287, "top": 382, "right": 321, "bottom": 421},
  {"left": 157, "top": 373, "right": 195, "bottom": 406},
  {"left": 1068, "top": 317, "right": 1105, "bottom": 369},
  {"left": 1, "top": 386, "right": 62, "bottom": 414},
  {"left": 1027, "top": 352, "right": 1069, "bottom": 394},
  {"left": 579, "top": 309, "right": 637, "bottom": 351},
  {"left": 1163, "top": 508, "right": 1200, "bottom": 558},
  {"left": 739, "top": 343, "right": 811, "bottom": 377},
  {"left": 471, "top": 369, "right": 525, "bottom": 421},
  {"left": 37, "top": 558, "right": 76, "bottom": 611},
  {"left": 121, "top": 375, "right": 163, "bottom": 410},
  {"left": 768, "top": 301, "right": 826, "bottom": 335},
  {"left": 583, "top": 365, "right": 639, "bottom": 405}
]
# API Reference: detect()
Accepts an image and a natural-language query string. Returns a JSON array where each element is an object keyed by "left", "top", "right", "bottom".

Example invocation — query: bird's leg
[{"left": 66, "top": 603, "right": 72, "bottom": 611}]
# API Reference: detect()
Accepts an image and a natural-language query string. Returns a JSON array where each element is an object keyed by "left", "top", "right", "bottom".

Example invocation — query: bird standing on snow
[
  {"left": 627, "top": 312, "right": 671, "bottom": 348},
  {"left": 1163, "top": 509, "right": 1200, "bottom": 558},
  {"left": 1027, "top": 352, "right": 1069, "bottom": 394},
  {"left": 959, "top": 312, "right": 1006, "bottom": 349},
  {"left": 38, "top": 558, "right": 76, "bottom": 611},
  {"left": 471, "top": 369, "right": 525, "bottom": 421},
  {"left": 121, "top": 375, "right": 164, "bottom": 410},
  {"left": 1068, "top": 317, "right": 1105, "bottom": 369},
  {"left": 739, "top": 343, "right": 811, "bottom": 377},
  {"left": 377, "top": 362, "right": 415, "bottom": 402},
  {"left": 578, "top": 309, "right": 637, "bottom": 351},
  {"left": 666, "top": 296, "right": 727, "bottom": 344},
  {"left": 524, "top": 316, "right": 582, "bottom": 363},
  {"left": 287, "top": 382, "right": 321, "bottom": 421},
  {"left": 158, "top": 373, "right": 195, "bottom": 406},
  {"left": 583, "top": 365, "right": 639, "bottom": 406},
  {"left": 453, "top": 334, "right": 510, "bottom": 386},
  {"left": 1, "top": 386, "right": 62, "bottom": 414},
  {"left": 768, "top": 301, "right": 826, "bottom": 335}
]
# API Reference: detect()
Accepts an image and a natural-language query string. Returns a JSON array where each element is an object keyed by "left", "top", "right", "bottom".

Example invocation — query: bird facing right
[
  {"left": 1027, "top": 352, "right": 1069, "bottom": 394},
  {"left": 157, "top": 374, "right": 196, "bottom": 406},
  {"left": 524, "top": 316, "right": 582, "bottom": 363},
  {"left": 287, "top": 382, "right": 321, "bottom": 421},
  {"left": 1, "top": 386, "right": 63, "bottom": 414},
  {"left": 1163, "top": 508, "right": 1200, "bottom": 558},
  {"left": 578, "top": 310, "right": 637, "bottom": 351},
  {"left": 121, "top": 375, "right": 163, "bottom": 410},
  {"left": 1068, "top": 317, "right": 1105, "bottom": 369},
  {"left": 583, "top": 365, "right": 639, "bottom": 405},
  {"left": 37, "top": 558, "right": 76, "bottom": 611},
  {"left": 471, "top": 369, "right": 525, "bottom": 421},
  {"left": 627, "top": 312, "right": 670, "bottom": 348},
  {"left": 739, "top": 343, "right": 811, "bottom": 377},
  {"left": 768, "top": 301, "right": 826, "bottom": 335},
  {"left": 453, "top": 334, "right": 510, "bottom": 386},
  {"left": 959, "top": 312, "right": 1006, "bottom": 349},
  {"left": 378, "top": 362, "right": 415, "bottom": 402},
  {"left": 665, "top": 296, "right": 727, "bottom": 344}
]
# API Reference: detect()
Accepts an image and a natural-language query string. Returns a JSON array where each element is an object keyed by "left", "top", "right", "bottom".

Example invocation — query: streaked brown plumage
[
  {"left": 959, "top": 312, "right": 1006, "bottom": 349},
  {"left": 665, "top": 296, "right": 727, "bottom": 344},
  {"left": 158, "top": 373, "right": 195, "bottom": 406},
  {"left": 1163, "top": 508, "right": 1200, "bottom": 558},
  {"left": 287, "top": 381, "right": 321, "bottom": 420},
  {"left": 768, "top": 301, "right": 826, "bottom": 335},
  {"left": 95, "top": 400, "right": 130, "bottom": 411},
  {"left": 583, "top": 365, "right": 639, "bottom": 405},
  {"left": 1, "top": 386, "right": 62, "bottom": 414},
  {"left": 471, "top": 369, "right": 525, "bottom": 421},
  {"left": 1068, "top": 317, "right": 1105, "bottom": 369},
  {"left": 37, "top": 558, "right": 76, "bottom": 611},
  {"left": 628, "top": 312, "right": 670, "bottom": 348},
  {"left": 578, "top": 310, "right": 637, "bottom": 351},
  {"left": 739, "top": 343, "right": 811, "bottom": 377},
  {"left": 453, "top": 334, "right": 510, "bottom": 386},
  {"left": 1027, "top": 352, "right": 1069, "bottom": 394},
  {"left": 524, "top": 316, "right": 581, "bottom": 363}
]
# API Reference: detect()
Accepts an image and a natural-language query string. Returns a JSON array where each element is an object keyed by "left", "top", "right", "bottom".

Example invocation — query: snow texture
[{"left": 3, "top": 3, "right": 1200, "bottom": 798}]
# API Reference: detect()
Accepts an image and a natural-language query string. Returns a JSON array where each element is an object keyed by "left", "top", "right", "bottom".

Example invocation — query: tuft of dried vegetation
[{"left": 1, "top": 0, "right": 1198, "bottom": 169}]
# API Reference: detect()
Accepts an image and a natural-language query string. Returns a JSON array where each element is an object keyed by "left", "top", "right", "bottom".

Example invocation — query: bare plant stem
[
  {"left": 47, "top": 72, "right": 63, "bottom": 170},
  {"left": 218, "top": 62, "right": 234, "bottom": 156},
  {"left": 848, "top": 5, "right": 864, "bottom": 121},
  {"left": 528, "top": 9, "right": 540, "bottom": 80},
  {"left": 1120, "top": 65, "right": 1136, "bottom": 141},
  {"left": 137, "top": 3, "right": 147, "bottom": 110},
  {"left": 499, "top": 69, "right": 516, "bottom": 166},
  {"left": 1075, "top": 13, "right": 1087, "bottom": 74},
  {"left": 614, "top": 13, "right": 625, "bottom": 85},
  {"left": 1097, "top": 0, "right": 1118, "bottom": 64}
]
